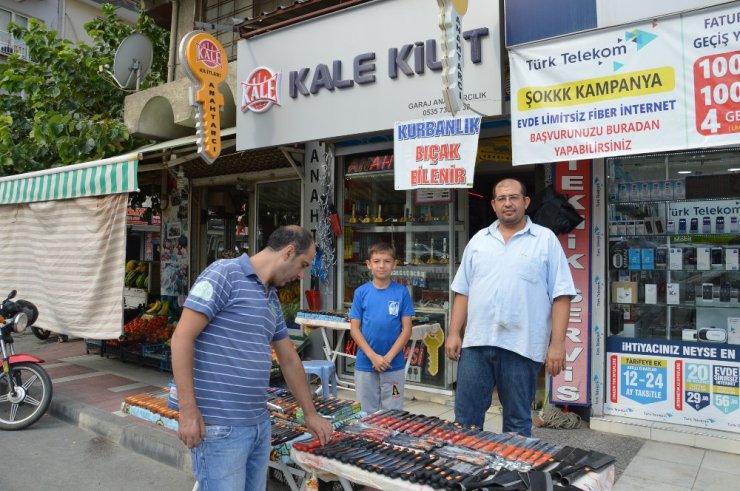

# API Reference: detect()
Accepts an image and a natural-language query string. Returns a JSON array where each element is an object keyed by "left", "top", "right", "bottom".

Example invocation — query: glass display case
[
  {"left": 337, "top": 153, "right": 467, "bottom": 391},
  {"left": 607, "top": 149, "right": 740, "bottom": 345}
]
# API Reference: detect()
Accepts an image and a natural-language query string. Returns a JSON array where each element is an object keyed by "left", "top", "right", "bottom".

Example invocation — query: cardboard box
[
  {"left": 612, "top": 281, "right": 638, "bottom": 303},
  {"left": 644, "top": 284, "right": 657, "bottom": 304},
  {"left": 623, "top": 323, "right": 636, "bottom": 337},
  {"left": 728, "top": 317, "right": 740, "bottom": 344},
  {"left": 667, "top": 283, "right": 681, "bottom": 305}
]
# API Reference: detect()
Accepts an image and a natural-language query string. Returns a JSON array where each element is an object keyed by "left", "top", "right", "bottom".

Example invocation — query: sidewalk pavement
[{"left": 23, "top": 335, "right": 740, "bottom": 490}]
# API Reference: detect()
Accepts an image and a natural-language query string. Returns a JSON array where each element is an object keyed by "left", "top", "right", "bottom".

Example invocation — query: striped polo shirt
[{"left": 183, "top": 254, "right": 287, "bottom": 426}]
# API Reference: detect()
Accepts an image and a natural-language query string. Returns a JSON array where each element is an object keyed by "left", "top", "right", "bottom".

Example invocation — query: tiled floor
[{"left": 614, "top": 441, "right": 740, "bottom": 490}]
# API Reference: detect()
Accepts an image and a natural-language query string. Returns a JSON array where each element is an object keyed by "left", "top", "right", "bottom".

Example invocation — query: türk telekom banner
[
  {"left": 509, "top": 3, "right": 740, "bottom": 165},
  {"left": 393, "top": 115, "right": 481, "bottom": 190}
]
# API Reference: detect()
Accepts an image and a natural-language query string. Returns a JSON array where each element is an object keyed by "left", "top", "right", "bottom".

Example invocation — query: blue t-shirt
[
  {"left": 348, "top": 281, "right": 415, "bottom": 372},
  {"left": 176, "top": 254, "right": 287, "bottom": 426}
]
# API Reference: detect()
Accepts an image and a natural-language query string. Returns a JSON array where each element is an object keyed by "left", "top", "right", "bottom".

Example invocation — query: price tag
[
  {"left": 620, "top": 356, "right": 667, "bottom": 404},
  {"left": 685, "top": 362, "right": 711, "bottom": 411},
  {"left": 694, "top": 50, "right": 740, "bottom": 136},
  {"left": 712, "top": 364, "right": 739, "bottom": 415}
]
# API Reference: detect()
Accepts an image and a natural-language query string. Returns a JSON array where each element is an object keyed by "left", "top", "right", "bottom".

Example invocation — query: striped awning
[{"left": 0, "top": 153, "right": 139, "bottom": 206}]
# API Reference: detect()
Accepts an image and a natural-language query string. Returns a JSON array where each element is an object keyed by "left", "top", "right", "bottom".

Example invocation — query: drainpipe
[
  {"left": 58, "top": 0, "right": 66, "bottom": 39},
  {"left": 167, "top": 0, "right": 180, "bottom": 82}
]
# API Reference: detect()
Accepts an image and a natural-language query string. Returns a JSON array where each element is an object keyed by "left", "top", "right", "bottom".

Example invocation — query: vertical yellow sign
[{"left": 179, "top": 31, "right": 228, "bottom": 164}]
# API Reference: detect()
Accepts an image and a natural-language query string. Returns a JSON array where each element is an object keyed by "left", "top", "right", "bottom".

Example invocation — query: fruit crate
[
  {"left": 103, "top": 340, "right": 122, "bottom": 359},
  {"left": 85, "top": 339, "right": 104, "bottom": 356},
  {"left": 142, "top": 343, "right": 172, "bottom": 372},
  {"left": 120, "top": 342, "right": 145, "bottom": 364}
]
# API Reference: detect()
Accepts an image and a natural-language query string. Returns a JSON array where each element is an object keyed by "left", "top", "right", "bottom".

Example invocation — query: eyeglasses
[{"left": 493, "top": 194, "right": 523, "bottom": 204}]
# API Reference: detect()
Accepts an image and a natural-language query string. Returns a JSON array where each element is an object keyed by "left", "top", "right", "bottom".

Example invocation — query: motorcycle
[
  {"left": 11, "top": 299, "right": 67, "bottom": 342},
  {"left": 0, "top": 290, "right": 53, "bottom": 430},
  {"left": 29, "top": 325, "right": 68, "bottom": 342}
]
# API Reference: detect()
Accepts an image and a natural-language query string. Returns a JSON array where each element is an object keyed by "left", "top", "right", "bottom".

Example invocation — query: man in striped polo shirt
[{"left": 171, "top": 225, "right": 333, "bottom": 490}]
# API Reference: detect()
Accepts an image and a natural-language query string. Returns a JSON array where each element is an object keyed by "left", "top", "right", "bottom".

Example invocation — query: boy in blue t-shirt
[{"left": 349, "top": 243, "right": 414, "bottom": 413}]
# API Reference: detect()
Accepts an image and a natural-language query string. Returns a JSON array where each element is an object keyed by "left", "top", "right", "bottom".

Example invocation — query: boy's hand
[{"left": 371, "top": 353, "right": 389, "bottom": 372}]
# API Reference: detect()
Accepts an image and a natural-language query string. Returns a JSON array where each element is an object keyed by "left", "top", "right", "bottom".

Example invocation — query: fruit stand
[{"left": 103, "top": 303, "right": 176, "bottom": 366}]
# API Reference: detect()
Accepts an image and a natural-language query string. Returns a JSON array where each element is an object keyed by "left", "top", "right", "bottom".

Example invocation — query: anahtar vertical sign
[
  {"left": 437, "top": 0, "right": 468, "bottom": 115},
  {"left": 179, "top": 31, "right": 228, "bottom": 164}
]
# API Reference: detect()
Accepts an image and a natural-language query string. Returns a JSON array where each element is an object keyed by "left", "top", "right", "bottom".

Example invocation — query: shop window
[
  {"left": 338, "top": 151, "right": 467, "bottom": 390},
  {"left": 607, "top": 147, "right": 740, "bottom": 344}
]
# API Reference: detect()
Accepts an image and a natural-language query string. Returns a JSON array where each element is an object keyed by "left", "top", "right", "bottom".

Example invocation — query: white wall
[
  {"left": 0, "top": 0, "right": 60, "bottom": 31},
  {"left": 65, "top": 0, "right": 137, "bottom": 44}
]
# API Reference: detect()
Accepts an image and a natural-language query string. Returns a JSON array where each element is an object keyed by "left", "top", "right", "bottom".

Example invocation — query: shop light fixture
[
  {"left": 728, "top": 168, "right": 740, "bottom": 172},
  {"left": 677, "top": 170, "right": 692, "bottom": 174}
]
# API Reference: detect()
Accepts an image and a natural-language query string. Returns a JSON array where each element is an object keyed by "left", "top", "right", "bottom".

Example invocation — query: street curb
[{"left": 49, "top": 394, "right": 192, "bottom": 474}]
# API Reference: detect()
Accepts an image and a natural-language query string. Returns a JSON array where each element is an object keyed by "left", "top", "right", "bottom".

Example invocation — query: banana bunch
[
  {"left": 145, "top": 300, "right": 162, "bottom": 315},
  {"left": 158, "top": 300, "right": 169, "bottom": 316},
  {"left": 144, "top": 299, "right": 169, "bottom": 316}
]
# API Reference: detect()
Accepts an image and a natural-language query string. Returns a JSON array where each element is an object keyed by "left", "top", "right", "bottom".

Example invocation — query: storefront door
[
  {"left": 256, "top": 179, "right": 303, "bottom": 325},
  {"left": 256, "top": 179, "right": 302, "bottom": 250}
]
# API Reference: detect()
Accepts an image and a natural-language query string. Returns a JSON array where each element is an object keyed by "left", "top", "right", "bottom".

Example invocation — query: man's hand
[
  {"left": 546, "top": 341, "right": 566, "bottom": 376},
  {"left": 178, "top": 406, "right": 206, "bottom": 449},
  {"left": 445, "top": 332, "right": 462, "bottom": 361},
  {"left": 303, "top": 411, "right": 334, "bottom": 446}
]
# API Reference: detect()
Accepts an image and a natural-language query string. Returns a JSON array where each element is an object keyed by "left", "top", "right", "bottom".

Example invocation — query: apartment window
[
  {"left": 204, "top": 0, "right": 255, "bottom": 61},
  {"left": 0, "top": 8, "right": 30, "bottom": 59}
]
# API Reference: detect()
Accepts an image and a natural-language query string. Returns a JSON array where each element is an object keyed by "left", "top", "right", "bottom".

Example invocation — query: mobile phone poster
[{"left": 605, "top": 337, "right": 740, "bottom": 433}]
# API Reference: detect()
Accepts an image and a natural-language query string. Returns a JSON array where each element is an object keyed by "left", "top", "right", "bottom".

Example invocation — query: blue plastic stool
[{"left": 302, "top": 360, "right": 337, "bottom": 399}]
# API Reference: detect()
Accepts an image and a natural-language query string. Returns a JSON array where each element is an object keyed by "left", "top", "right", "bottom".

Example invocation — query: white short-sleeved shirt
[{"left": 450, "top": 217, "right": 576, "bottom": 363}]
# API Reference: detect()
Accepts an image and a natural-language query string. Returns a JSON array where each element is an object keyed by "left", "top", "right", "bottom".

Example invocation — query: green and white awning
[{"left": 0, "top": 153, "right": 139, "bottom": 205}]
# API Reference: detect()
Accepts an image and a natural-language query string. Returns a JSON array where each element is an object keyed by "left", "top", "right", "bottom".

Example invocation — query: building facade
[{"left": 122, "top": 0, "right": 740, "bottom": 451}]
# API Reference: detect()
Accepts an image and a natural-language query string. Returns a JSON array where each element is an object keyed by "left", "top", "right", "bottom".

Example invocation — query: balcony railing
[{"left": 0, "top": 40, "right": 29, "bottom": 60}]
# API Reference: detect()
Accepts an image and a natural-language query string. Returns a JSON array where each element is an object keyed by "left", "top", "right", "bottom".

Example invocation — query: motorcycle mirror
[{"left": 8, "top": 290, "right": 16, "bottom": 300}]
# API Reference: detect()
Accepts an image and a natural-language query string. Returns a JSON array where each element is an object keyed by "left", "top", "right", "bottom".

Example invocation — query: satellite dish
[{"left": 112, "top": 33, "right": 154, "bottom": 90}]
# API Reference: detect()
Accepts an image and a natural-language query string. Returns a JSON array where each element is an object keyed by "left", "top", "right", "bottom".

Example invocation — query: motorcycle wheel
[
  {"left": 0, "top": 362, "right": 53, "bottom": 430},
  {"left": 31, "top": 326, "right": 51, "bottom": 340}
]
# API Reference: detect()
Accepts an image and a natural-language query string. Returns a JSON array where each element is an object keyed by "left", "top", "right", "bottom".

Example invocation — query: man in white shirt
[{"left": 445, "top": 178, "right": 576, "bottom": 436}]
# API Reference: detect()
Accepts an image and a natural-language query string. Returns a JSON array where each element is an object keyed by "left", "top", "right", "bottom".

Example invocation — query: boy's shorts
[{"left": 355, "top": 368, "right": 405, "bottom": 414}]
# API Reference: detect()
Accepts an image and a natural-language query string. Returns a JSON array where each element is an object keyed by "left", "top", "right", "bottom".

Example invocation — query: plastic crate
[
  {"left": 120, "top": 343, "right": 144, "bottom": 364},
  {"left": 103, "top": 341, "right": 122, "bottom": 358},
  {"left": 85, "top": 339, "right": 104, "bottom": 355},
  {"left": 142, "top": 343, "right": 172, "bottom": 372}
]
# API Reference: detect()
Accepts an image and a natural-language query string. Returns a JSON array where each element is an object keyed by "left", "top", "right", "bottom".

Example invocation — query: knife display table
[{"left": 289, "top": 409, "right": 615, "bottom": 491}]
